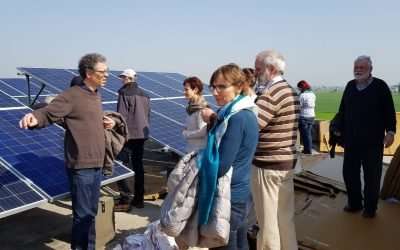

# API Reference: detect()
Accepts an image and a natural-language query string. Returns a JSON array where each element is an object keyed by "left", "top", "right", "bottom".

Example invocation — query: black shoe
[
  {"left": 131, "top": 199, "right": 144, "bottom": 209},
  {"left": 362, "top": 210, "right": 376, "bottom": 218},
  {"left": 343, "top": 205, "right": 363, "bottom": 213}
]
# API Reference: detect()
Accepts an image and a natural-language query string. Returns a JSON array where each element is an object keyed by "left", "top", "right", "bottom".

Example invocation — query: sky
[{"left": 1, "top": 0, "right": 399, "bottom": 86}]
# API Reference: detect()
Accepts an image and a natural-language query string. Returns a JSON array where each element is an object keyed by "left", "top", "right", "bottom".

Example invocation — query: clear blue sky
[{"left": 1, "top": 0, "right": 399, "bottom": 86}]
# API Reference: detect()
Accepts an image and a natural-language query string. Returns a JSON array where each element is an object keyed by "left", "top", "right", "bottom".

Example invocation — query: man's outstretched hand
[{"left": 19, "top": 113, "right": 38, "bottom": 129}]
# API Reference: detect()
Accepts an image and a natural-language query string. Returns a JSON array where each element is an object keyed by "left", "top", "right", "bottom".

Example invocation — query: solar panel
[
  {"left": 0, "top": 163, "right": 47, "bottom": 219},
  {"left": 0, "top": 108, "right": 133, "bottom": 200}
]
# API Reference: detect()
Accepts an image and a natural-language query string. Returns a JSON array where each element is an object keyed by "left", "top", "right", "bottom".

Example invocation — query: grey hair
[
  {"left": 355, "top": 55, "right": 372, "bottom": 68},
  {"left": 256, "top": 50, "right": 286, "bottom": 74},
  {"left": 78, "top": 53, "right": 107, "bottom": 79}
]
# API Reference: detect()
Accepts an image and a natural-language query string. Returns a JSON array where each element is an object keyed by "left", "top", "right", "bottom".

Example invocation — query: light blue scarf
[{"left": 197, "top": 95, "right": 257, "bottom": 225}]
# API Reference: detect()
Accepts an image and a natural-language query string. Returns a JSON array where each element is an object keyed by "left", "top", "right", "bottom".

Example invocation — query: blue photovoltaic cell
[
  {"left": 0, "top": 90, "right": 24, "bottom": 108},
  {"left": 139, "top": 72, "right": 183, "bottom": 97},
  {"left": 161, "top": 72, "right": 186, "bottom": 83},
  {"left": 140, "top": 72, "right": 185, "bottom": 93},
  {"left": 0, "top": 79, "right": 26, "bottom": 97},
  {"left": 204, "top": 96, "right": 219, "bottom": 109},
  {"left": 102, "top": 102, "right": 117, "bottom": 111},
  {"left": 0, "top": 163, "right": 46, "bottom": 218},
  {"left": 0, "top": 108, "right": 133, "bottom": 200},
  {"left": 150, "top": 111, "right": 186, "bottom": 155},
  {"left": 168, "top": 98, "right": 188, "bottom": 106},
  {"left": 0, "top": 78, "right": 56, "bottom": 97},
  {"left": 151, "top": 100, "right": 187, "bottom": 124}
]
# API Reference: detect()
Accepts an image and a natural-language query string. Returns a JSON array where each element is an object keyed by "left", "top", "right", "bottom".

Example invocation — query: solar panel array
[
  {"left": 18, "top": 67, "right": 217, "bottom": 156},
  {"left": 0, "top": 67, "right": 218, "bottom": 218},
  {"left": 0, "top": 84, "right": 134, "bottom": 218}
]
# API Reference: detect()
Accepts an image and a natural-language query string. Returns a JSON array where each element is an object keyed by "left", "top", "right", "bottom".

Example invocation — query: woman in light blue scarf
[{"left": 199, "top": 63, "right": 259, "bottom": 250}]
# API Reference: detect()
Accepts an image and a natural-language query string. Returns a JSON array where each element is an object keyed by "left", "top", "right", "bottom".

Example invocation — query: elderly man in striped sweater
[{"left": 251, "top": 50, "right": 299, "bottom": 250}]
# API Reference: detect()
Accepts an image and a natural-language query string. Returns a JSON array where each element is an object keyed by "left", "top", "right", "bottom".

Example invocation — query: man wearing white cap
[{"left": 115, "top": 68, "right": 150, "bottom": 211}]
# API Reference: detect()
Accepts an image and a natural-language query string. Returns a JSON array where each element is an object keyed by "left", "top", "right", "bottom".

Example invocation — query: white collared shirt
[{"left": 255, "top": 75, "right": 284, "bottom": 95}]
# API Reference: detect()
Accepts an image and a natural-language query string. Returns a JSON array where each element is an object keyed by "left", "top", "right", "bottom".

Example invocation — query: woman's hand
[{"left": 201, "top": 108, "right": 215, "bottom": 123}]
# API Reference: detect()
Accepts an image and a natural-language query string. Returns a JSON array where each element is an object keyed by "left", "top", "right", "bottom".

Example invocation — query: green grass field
[{"left": 315, "top": 91, "right": 400, "bottom": 120}]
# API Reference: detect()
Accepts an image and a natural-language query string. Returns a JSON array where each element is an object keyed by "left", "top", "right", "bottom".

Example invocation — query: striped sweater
[{"left": 253, "top": 80, "right": 300, "bottom": 170}]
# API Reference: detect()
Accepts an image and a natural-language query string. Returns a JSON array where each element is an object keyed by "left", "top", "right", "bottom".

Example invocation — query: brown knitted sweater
[{"left": 33, "top": 85, "right": 105, "bottom": 169}]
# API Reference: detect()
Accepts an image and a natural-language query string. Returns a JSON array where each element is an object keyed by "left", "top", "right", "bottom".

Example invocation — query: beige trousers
[{"left": 251, "top": 166, "right": 297, "bottom": 250}]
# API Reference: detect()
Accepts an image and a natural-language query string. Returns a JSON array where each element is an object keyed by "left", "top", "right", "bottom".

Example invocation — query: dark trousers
[
  {"left": 343, "top": 144, "right": 383, "bottom": 213},
  {"left": 299, "top": 117, "right": 314, "bottom": 154},
  {"left": 211, "top": 202, "right": 249, "bottom": 250},
  {"left": 117, "top": 139, "right": 145, "bottom": 202},
  {"left": 66, "top": 168, "right": 102, "bottom": 250}
]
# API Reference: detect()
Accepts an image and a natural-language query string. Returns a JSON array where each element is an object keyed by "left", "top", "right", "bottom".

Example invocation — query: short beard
[
  {"left": 354, "top": 72, "right": 370, "bottom": 82},
  {"left": 257, "top": 74, "right": 267, "bottom": 84}
]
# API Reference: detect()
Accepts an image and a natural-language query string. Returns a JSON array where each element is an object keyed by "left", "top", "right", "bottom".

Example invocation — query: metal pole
[{"left": 26, "top": 74, "right": 31, "bottom": 105}]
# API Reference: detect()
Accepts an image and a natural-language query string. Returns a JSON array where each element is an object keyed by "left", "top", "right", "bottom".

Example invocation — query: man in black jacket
[
  {"left": 337, "top": 55, "right": 396, "bottom": 218},
  {"left": 114, "top": 69, "right": 150, "bottom": 211}
]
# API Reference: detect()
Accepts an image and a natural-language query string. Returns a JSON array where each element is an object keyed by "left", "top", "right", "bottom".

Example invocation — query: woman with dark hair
[
  {"left": 200, "top": 63, "right": 259, "bottom": 249},
  {"left": 242, "top": 68, "right": 257, "bottom": 101},
  {"left": 297, "top": 80, "right": 316, "bottom": 154},
  {"left": 182, "top": 76, "right": 208, "bottom": 152}
]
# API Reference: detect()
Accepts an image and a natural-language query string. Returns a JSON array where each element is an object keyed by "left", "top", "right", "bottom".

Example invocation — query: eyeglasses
[
  {"left": 208, "top": 84, "right": 232, "bottom": 92},
  {"left": 91, "top": 69, "right": 109, "bottom": 75}
]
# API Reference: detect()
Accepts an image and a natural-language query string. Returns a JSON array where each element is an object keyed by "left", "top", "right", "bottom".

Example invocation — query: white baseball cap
[{"left": 119, "top": 69, "right": 137, "bottom": 78}]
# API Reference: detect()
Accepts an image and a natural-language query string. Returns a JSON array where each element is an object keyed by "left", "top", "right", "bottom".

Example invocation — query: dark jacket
[
  {"left": 337, "top": 77, "right": 396, "bottom": 148},
  {"left": 117, "top": 82, "right": 150, "bottom": 140},
  {"left": 103, "top": 111, "right": 129, "bottom": 175}
]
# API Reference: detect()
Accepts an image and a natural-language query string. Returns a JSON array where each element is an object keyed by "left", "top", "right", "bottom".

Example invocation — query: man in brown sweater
[
  {"left": 251, "top": 50, "right": 299, "bottom": 250},
  {"left": 19, "top": 53, "right": 114, "bottom": 250}
]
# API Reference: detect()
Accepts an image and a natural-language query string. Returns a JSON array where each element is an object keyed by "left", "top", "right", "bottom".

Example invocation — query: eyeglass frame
[
  {"left": 90, "top": 68, "right": 109, "bottom": 75},
  {"left": 208, "top": 83, "right": 233, "bottom": 92}
]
